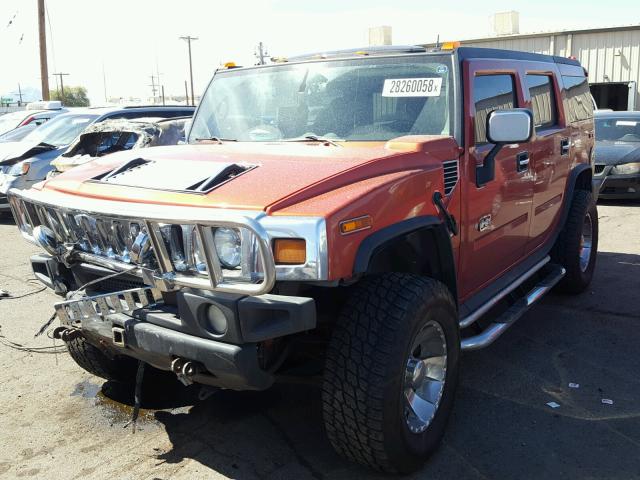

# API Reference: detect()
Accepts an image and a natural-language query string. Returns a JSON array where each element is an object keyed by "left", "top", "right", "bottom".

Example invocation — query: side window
[
  {"left": 473, "top": 74, "right": 517, "bottom": 145},
  {"left": 526, "top": 74, "right": 558, "bottom": 130},
  {"left": 562, "top": 76, "right": 594, "bottom": 123}
]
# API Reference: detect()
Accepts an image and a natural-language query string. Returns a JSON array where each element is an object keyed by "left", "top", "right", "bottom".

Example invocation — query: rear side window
[
  {"left": 526, "top": 75, "right": 557, "bottom": 130},
  {"left": 473, "top": 75, "right": 517, "bottom": 144},
  {"left": 562, "top": 76, "right": 593, "bottom": 123}
]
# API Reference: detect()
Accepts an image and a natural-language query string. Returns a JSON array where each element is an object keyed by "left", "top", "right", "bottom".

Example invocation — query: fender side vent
[{"left": 443, "top": 160, "right": 459, "bottom": 195}]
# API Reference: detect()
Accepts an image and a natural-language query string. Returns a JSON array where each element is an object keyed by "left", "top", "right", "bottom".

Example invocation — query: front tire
[
  {"left": 322, "top": 274, "right": 459, "bottom": 473},
  {"left": 552, "top": 189, "right": 598, "bottom": 293},
  {"left": 67, "top": 336, "right": 138, "bottom": 383}
]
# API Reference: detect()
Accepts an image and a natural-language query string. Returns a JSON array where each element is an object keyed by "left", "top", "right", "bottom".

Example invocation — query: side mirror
[
  {"left": 477, "top": 108, "right": 533, "bottom": 187},
  {"left": 486, "top": 109, "right": 533, "bottom": 144}
]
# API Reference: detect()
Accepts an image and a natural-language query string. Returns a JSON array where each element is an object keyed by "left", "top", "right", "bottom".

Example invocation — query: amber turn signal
[
  {"left": 339, "top": 215, "right": 372, "bottom": 235},
  {"left": 273, "top": 238, "right": 306, "bottom": 265}
]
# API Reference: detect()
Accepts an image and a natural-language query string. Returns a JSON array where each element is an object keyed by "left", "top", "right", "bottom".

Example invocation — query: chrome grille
[
  {"left": 8, "top": 194, "right": 276, "bottom": 296},
  {"left": 443, "top": 160, "right": 459, "bottom": 195}
]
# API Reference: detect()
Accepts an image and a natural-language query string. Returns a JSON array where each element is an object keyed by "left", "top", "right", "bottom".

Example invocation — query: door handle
[
  {"left": 516, "top": 151, "right": 530, "bottom": 173},
  {"left": 560, "top": 138, "right": 571, "bottom": 156}
]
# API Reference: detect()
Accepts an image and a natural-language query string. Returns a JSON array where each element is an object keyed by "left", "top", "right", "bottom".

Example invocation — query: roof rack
[{"left": 285, "top": 45, "right": 427, "bottom": 62}]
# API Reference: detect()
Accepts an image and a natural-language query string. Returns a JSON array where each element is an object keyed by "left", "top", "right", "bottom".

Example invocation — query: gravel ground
[{"left": 0, "top": 201, "right": 638, "bottom": 480}]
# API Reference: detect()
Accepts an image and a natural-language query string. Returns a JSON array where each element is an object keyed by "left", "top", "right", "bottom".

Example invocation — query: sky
[{"left": 1, "top": 0, "right": 639, "bottom": 104}]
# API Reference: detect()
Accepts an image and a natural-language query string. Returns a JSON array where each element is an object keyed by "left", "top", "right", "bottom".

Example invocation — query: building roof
[{"left": 423, "top": 23, "right": 640, "bottom": 47}]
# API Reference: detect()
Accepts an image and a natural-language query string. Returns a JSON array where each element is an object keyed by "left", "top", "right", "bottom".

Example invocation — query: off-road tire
[
  {"left": 322, "top": 273, "right": 460, "bottom": 473},
  {"left": 552, "top": 189, "right": 598, "bottom": 294},
  {"left": 67, "top": 336, "right": 138, "bottom": 382}
]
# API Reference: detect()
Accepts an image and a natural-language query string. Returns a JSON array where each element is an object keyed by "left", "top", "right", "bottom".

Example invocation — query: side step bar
[
  {"left": 461, "top": 263, "right": 566, "bottom": 351},
  {"left": 460, "top": 256, "right": 551, "bottom": 329}
]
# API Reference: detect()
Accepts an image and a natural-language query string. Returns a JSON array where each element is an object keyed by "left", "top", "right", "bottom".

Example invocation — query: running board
[{"left": 461, "top": 264, "right": 566, "bottom": 351}]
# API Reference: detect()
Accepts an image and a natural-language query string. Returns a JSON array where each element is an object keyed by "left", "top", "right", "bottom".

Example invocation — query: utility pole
[
  {"left": 52, "top": 72, "right": 69, "bottom": 100},
  {"left": 102, "top": 62, "right": 108, "bottom": 103},
  {"left": 255, "top": 42, "right": 268, "bottom": 65},
  {"left": 184, "top": 80, "right": 189, "bottom": 106},
  {"left": 37, "top": 0, "right": 50, "bottom": 100},
  {"left": 161, "top": 85, "right": 165, "bottom": 106},
  {"left": 179, "top": 36, "right": 198, "bottom": 106},
  {"left": 149, "top": 74, "right": 158, "bottom": 103},
  {"left": 17, "top": 84, "right": 23, "bottom": 106}
]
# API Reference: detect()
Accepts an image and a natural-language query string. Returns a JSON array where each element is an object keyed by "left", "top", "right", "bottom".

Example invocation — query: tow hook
[
  {"left": 52, "top": 326, "right": 82, "bottom": 342},
  {"left": 171, "top": 357, "right": 200, "bottom": 386}
]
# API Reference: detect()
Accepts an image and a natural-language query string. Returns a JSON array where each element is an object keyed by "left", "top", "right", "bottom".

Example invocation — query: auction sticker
[{"left": 382, "top": 77, "right": 442, "bottom": 97}]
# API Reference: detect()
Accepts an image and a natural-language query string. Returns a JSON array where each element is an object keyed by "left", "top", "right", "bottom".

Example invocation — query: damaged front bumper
[{"left": 49, "top": 269, "right": 316, "bottom": 391}]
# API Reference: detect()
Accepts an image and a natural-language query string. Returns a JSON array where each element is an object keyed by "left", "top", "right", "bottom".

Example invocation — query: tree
[{"left": 51, "top": 85, "right": 90, "bottom": 107}]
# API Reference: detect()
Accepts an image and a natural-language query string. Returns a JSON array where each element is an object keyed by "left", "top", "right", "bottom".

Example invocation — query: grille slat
[{"left": 442, "top": 160, "right": 459, "bottom": 195}]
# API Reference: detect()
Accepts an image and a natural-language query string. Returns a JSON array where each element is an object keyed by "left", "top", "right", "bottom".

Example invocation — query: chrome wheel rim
[
  {"left": 579, "top": 212, "right": 593, "bottom": 272},
  {"left": 403, "top": 320, "right": 447, "bottom": 434}
]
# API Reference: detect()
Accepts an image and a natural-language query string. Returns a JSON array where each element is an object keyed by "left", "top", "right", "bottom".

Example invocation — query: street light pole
[{"left": 179, "top": 36, "right": 198, "bottom": 106}]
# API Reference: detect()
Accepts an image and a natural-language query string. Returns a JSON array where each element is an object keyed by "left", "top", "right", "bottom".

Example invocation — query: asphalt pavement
[{"left": 0, "top": 201, "right": 638, "bottom": 480}]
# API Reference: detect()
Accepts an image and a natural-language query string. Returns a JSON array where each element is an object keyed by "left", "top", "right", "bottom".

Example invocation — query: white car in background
[{"left": 0, "top": 101, "right": 67, "bottom": 137}]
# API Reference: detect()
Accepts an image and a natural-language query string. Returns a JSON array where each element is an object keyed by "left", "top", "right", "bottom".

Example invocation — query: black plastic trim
[
  {"left": 238, "top": 294, "right": 316, "bottom": 342},
  {"left": 353, "top": 215, "right": 458, "bottom": 301},
  {"left": 457, "top": 47, "right": 581, "bottom": 66}
]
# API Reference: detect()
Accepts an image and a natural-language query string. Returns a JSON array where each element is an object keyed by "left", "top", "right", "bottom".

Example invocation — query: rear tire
[
  {"left": 67, "top": 336, "right": 138, "bottom": 382},
  {"left": 322, "top": 273, "right": 459, "bottom": 473},
  {"left": 552, "top": 189, "right": 598, "bottom": 294}
]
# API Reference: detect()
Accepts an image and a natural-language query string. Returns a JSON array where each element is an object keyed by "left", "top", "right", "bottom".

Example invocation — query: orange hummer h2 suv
[{"left": 8, "top": 45, "right": 597, "bottom": 473}]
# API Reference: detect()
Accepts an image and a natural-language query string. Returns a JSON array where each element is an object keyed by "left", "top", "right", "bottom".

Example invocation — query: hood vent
[
  {"left": 443, "top": 160, "right": 459, "bottom": 195},
  {"left": 91, "top": 158, "right": 256, "bottom": 194}
]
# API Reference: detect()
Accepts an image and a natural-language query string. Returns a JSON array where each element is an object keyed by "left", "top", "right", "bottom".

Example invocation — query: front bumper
[
  {"left": 596, "top": 173, "right": 640, "bottom": 199},
  {"left": 34, "top": 254, "right": 316, "bottom": 390}
]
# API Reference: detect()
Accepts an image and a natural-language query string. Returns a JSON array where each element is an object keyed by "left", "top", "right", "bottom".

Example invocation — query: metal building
[{"left": 422, "top": 23, "right": 640, "bottom": 111}]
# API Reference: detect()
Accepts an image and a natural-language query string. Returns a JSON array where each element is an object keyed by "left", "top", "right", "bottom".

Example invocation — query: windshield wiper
[
  {"left": 195, "top": 137, "right": 238, "bottom": 144},
  {"left": 286, "top": 135, "right": 343, "bottom": 147}
]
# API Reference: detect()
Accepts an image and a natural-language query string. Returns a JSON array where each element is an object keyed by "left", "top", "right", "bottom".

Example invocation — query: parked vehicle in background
[
  {"left": 0, "top": 122, "right": 41, "bottom": 143},
  {"left": 8, "top": 46, "right": 597, "bottom": 473},
  {"left": 593, "top": 111, "right": 640, "bottom": 199},
  {"left": 50, "top": 116, "right": 191, "bottom": 175},
  {"left": 0, "top": 101, "right": 66, "bottom": 136},
  {"left": 0, "top": 106, "right": 195, "bottom": 215}
]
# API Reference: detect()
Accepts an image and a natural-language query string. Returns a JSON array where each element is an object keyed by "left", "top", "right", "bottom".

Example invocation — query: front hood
[
  {"left": 41, "top": 137, "right": 458, "bottom": 212},
  {"left": 0, "top": 140, "right": 61, "bottom": 165},
  {"left": 594, "top": 142, "right": 640, "bottom": 165}
]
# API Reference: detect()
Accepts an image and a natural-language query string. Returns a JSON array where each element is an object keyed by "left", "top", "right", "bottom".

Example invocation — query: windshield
[
  {"left": 23, "top": 113, "right": 98, "bottom": 147},
  {"left": 596, "top": 116, "right": 640, "bottom": 142},
  {"left": 0, "top": 111, "right": 28, "bottom": 135},
  {"left": 189, "top": 55, "right": 454, "bottom": 143}
]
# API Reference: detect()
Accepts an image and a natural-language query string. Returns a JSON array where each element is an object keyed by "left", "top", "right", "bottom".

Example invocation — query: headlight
[
  {"left": 8, "top": 161, "right": 30, "bottom": 176},
  {"left": 611, "top": 162, "right": 640, "bottom": 175},
  {"left": 214, "top": 227, "right": 241, "bottom": 268}
]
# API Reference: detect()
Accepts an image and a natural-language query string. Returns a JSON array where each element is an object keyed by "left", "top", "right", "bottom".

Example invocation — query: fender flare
[
  {"left": 551, "top": 163, "right": 593, "bottom": 243},
  {"left": 353, "top": 216, "right": 458, "bottom": 302}
]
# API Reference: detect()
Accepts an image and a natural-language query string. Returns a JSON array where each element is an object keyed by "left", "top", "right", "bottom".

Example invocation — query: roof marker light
[{"left": 441, "top": 41, "right": 461, "bottom": 50}]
